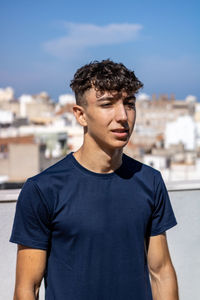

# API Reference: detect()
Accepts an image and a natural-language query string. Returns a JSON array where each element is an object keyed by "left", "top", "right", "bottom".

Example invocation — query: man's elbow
[
  {"left": 149, "top": 261, "right": 177, "bottom": 282},
  {"left": 14, "top": 282, "right": 41, "bottom": 300}
]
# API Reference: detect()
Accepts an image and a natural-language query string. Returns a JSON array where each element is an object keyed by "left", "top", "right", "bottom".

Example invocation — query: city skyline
[{"left": 1, "top": 0, "right": 200, "bottom": 101}]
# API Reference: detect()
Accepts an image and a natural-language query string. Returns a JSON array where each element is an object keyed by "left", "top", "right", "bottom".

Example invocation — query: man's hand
[
  {"left": 14, "top": 245, "right": 47, "bottom": 300},
  {"left": 147, "top": 233, "right": 179, "bottom": 300}
]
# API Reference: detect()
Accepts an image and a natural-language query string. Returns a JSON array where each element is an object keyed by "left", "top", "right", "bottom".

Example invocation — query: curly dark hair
[{"left": 70, "top": 59, "right": 143, "bottom": 106}]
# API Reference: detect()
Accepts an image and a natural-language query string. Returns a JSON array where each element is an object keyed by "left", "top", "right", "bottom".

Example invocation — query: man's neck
[{"left": 73, "top": 143, "right": 123, "bottom": 174}]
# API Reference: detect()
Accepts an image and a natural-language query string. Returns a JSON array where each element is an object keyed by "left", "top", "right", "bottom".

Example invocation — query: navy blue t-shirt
[{"left": 10, "top": 152, "right": 177, "bottom": 300}]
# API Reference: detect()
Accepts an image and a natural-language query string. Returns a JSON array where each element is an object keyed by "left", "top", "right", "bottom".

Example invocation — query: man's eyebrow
[
  {"left": 97, "top": 96, "right": 115, "bottom": 102},
  {"left": 96, "top": 95, "right": 136, "bottom": 102},
  {"left": 124, "top": 96, "right": 136, "bottom": 101}
]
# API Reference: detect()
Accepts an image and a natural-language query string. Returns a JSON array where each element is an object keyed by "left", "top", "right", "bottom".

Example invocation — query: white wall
[{"left": 165, "top": 116, "right": 196, "bottom": 150}]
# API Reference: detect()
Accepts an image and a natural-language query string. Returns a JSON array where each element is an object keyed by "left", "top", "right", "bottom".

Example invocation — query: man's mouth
[
  {"left": 111, "top": 128, "right": 129, "bottom": 133},
  {"left": 111, "top": 128, "right": 129, "bottom": 138}
]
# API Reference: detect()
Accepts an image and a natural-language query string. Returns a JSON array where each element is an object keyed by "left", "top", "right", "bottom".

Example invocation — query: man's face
[{"left": 81, "top": 87, "right": 136, "bottom": 151}]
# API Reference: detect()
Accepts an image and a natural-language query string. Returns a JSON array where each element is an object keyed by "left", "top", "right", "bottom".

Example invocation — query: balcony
[{"left": 0, "top": 181, "right": 199, "bottom": 299}]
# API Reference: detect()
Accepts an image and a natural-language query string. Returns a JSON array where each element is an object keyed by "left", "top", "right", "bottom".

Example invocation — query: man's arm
[
  {"left": 147, "top": 232, "right": 179, "bottom": 300},
  {"left": 13, "top": 245, "right": 47, "bottom": 300}
]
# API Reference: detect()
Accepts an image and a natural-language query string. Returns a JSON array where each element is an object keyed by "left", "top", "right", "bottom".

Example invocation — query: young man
[{"left": 10, "top": 59, "right": 179, "bottom": 300}]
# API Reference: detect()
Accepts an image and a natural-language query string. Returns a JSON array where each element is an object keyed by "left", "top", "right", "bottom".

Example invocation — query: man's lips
[
  {"left": 111, "top": 128, "right": 129, "bottom": 138},
  {"left": 111, "top": 128, "right": 129, "bottom": 133}
]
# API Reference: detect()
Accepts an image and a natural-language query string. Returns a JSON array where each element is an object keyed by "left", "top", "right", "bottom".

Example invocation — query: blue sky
[{"left": 1, "top": 0, "right": 199, "bottom": 101}]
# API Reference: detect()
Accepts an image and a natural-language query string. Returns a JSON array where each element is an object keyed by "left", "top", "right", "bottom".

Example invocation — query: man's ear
[{"left": 73, "top": 105, "right": 87, "bottom": 127}]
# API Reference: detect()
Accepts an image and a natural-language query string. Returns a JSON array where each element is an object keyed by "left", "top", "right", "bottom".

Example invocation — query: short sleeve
[
  {"left": 10, "top": 179, "right": 52, "bottom": 250},
  {"left": 149, "top": 172, "right": 177, "bottom": 236}
]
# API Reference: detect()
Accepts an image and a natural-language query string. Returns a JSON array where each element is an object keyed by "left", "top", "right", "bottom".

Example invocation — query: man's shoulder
[
  {"left": 123, "top": 154, "right": 163, "bottom": 193},
  {"left": 123, "top": 153, "right": 160, "bottom": 177},
  {"left": 27, "top": 152, "right": 74, "bottom": 186}
]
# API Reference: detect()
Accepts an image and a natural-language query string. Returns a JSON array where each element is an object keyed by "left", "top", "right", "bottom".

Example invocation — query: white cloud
[{"left": 43, "top": 22, "right": 143, "bottom": 58}]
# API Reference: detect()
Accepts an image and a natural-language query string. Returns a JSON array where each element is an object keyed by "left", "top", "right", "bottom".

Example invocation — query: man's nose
[{"left": 115, "top": 103, "right": 128, "bottom": 122}]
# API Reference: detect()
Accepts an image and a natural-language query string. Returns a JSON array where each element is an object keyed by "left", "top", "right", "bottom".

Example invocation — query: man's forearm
[
  {"left": 150, "top": 265, "right": 179, "bottom": 300},
  {"left": 14, "top": 286, "right": 39, "bottom": 300}
]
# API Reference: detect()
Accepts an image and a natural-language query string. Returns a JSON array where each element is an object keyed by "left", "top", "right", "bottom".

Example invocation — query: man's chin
[{"left": 110, "top": 139, "right": 129, "bottom": 149}]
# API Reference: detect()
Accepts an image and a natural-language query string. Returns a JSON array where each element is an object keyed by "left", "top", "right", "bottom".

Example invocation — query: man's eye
[
  {"left": 101, "top": 103, "right": 111, "bottom": 107},
  {"left": 125, "top": 102, "right": 135, "bottom": 108}
]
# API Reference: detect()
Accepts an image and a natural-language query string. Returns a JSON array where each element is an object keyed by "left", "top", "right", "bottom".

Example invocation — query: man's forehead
[{"left": 85, "top": 88, "right": 135, "bottom": 100}]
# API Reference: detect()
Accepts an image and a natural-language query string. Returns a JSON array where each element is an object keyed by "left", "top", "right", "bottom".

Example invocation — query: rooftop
[{"left": 0, "top": 182, "right": 199, "bottom": 299}]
